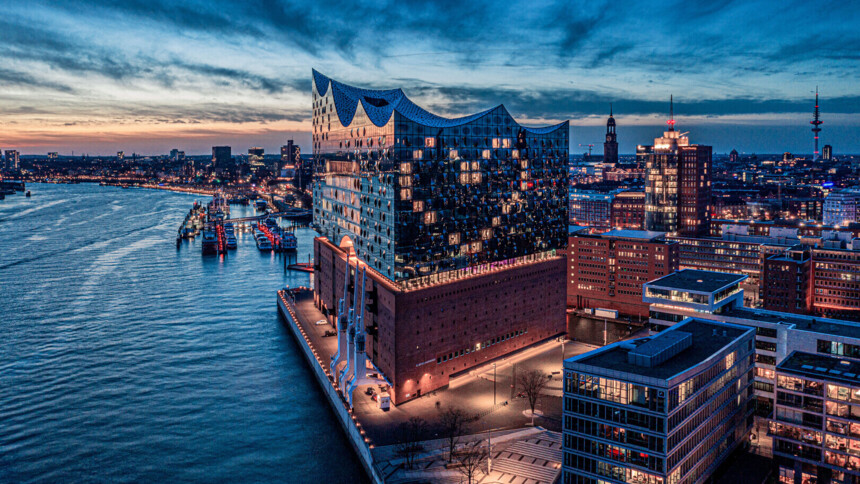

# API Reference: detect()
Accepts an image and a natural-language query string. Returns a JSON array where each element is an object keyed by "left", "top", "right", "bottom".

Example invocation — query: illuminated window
[
  {"left": 449, "top": 149, "right": 459, "bottom": 160},
  {"left": 502, "top": 138, "right": 511, "bottom": 148},
  {"left": 449, "top": 232, "right": 460, "bottom": 245},
  {"left": 423, "top": 211, "right": 437, "bottom": 224},
  {"left": 425, "top": 137, "right": 436, "bottom": 147},
  {"left": 512, "top": 149, "right": 520, "bottom": 159},
  {"left": 413, "top": 201, "right": 424, "bottom": 212},
  {"left": 482, "top": 149, "right": 491, "bottom": 159}
]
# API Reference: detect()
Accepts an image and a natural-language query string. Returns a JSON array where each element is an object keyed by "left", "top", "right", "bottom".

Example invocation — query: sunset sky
[{"left": 2, "top": 0, "right": 859, "bottom": 155}]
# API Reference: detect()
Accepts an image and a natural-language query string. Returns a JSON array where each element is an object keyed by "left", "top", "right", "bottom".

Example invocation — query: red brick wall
[{"left": 315, "top": 237, "right": 566, "bottom": 405}]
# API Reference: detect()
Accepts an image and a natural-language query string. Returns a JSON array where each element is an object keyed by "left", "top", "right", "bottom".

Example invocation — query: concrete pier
[{"left": 277, "top": 289, "right": 383, "bottom": 484}]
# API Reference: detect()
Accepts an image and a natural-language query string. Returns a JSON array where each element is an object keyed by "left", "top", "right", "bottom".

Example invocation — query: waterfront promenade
[{"left": 277, "top": 287, "right": 594, "bottom": 483}]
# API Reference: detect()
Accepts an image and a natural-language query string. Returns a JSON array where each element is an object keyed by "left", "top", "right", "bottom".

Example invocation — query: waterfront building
[
  {"left": 823, "top": 190, "right": 860, "bottom": 227},
  {"left": 569, "top": 189, "right": 615, "bottom": 227},
  {"left": 311, "top": 70, "right": 569, "bottom": 405},
  {"left": 4, "top": 149, "right": 19, "bottom": 170},
  {"left": 610, "top": 191, "right": 645, "bottom": 230},
  {"left": 644, "top": 98, "right": 712, "bottom": 236},
  {"left": 567, "top": 229, "right": 678, "bottom": 319},
  {"left": 562, "top": 318, "right": 755, "bottom": 484},
  {"left": 212, "top": 146, "right": 231, "bottom": 173},
  {"left": 604, "top": 106, "right": 618, "bottom": 165}
]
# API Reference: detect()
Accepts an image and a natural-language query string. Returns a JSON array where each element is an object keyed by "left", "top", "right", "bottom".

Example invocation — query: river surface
[{"left": 0, "top": 183, "right": 366, "bottom": 483}]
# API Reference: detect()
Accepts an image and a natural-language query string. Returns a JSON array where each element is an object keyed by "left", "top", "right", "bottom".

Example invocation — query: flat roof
[
  {"left": 568, "top": 225, "right": 589, "bottom": 235},
  {"left": 600, "top": 229, "right": 667, "bottom": 241},
  {"left": 778, "top": 351, "right": 860, "bottom": 387},
  {"left": 572, "top": 319, "right": 750, "bottom": 380},
  {"left": 725, "top": 307, "right": 860, "bottom": 339},
  {"left": 646, "top": 269, "right": 747, "bottom": 293}
]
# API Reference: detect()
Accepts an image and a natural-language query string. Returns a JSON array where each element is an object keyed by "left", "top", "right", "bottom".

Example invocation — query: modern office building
[
  {"left": 562, "top": 318, "right": 755, "bottom": 484},
  {"left": 212, "top": 146, "right": 231, "bottom": 173},
  {"left": 604, "top": 107, "right": 618, "bottom": 165},
  {"left": 644, "top": 98, "right": 712, "bottom": 236},
  {"left": 610, "top": 191, "right": 645, "bottom": 230},
  {"left": 569, "top": 189, "right": 615, "bottom": 227},
  {"left": 823, "top": 190, "right": 860, "bottom": 227},
  {"left": 762, "top": 247, "right": 812, "bottom": 314},
  {"left": 116, "top": 151, "right": 124, "bottom": 161},
  {"left": 772, "top": 351, "right": 860, "bottom": 484},
  {"left": 567, "top": 229, "right": 678, "bottom": 319},
  {"left": 643, "top": 268, "right": 860, "bottom": 423},
  {"left": 4, "top": 150, "right": 19, "bottom": 170},
  {"left": 311, "top": 70, "right": 569, "bottom": 405},
  {"left": 822, "top": 144, "right": 833, "bottom": 161},
  {"left": 248, "top": 147, "right": 265, "bottom": 172}
]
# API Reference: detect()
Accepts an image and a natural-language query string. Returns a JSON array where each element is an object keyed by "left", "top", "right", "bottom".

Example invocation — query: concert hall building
[{"left": 310, "top": 70, "right": 569, "bottom": 404}]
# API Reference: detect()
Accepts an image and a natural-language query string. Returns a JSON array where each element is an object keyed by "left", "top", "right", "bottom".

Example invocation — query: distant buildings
[
  {"left": 730, "top": 149, "right": 739, "bottom": 163},
  {"left": 311, "top": 70, "right": 568, "bottom": 405},
  {"left": 569, "top": 189, "right": 615, "bottom": 227},
  {"left": 117, "top": 151, "right": 124, "bottom": 161},
  {"left": 563, "top": 317, "right": 755, "bottom": 484},
  {"left": 4, "top": 150, "right": 19, "bottom": 170},
  {"left": 823, "top": 144, "right": 833, "bottom": 161},
  {"left": 567, "top": 228, "right": 678, "bottom": 319},
  {"left": 644, "top": 98, "right": 712, "bottom": 236},
  {"left": 211, "top": 146, "right": 231, "bottom": 173},
  {"left": 248, "top": 147, "right": 265, "bottom": 173},
  {"left": 169, "top": 149, "right": 185, "bottom": 162},
  {"left": 47, "top": 152, "right": 58, "bottom": 160},
  {"left": 610, "top": 191, "right": 646, "bottom": 230},
  {"left": 823, "top": 190, "right": 860, "bottom": 227}
]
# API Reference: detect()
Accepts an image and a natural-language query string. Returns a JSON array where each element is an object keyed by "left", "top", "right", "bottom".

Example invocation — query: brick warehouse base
[{"left": 314, "top": 237, "right": 567, "bottom": 405}]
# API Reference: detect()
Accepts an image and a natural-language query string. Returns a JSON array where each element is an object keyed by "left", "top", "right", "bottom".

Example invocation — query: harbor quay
[{"left": 277, "top": 287, "right": 594, "bottom": 483}]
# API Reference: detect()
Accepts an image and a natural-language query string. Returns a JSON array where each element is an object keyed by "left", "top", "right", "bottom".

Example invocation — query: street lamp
[{"left": 492, "top": 363, "right": 497, "bottom": 405}]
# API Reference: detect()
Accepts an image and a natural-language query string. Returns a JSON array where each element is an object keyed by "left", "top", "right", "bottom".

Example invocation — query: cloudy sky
[{"left": 1, "top": 0, "right": 858, "bottom": 155}]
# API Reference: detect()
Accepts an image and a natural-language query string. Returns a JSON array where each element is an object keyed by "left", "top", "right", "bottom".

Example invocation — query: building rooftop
[
  {"left": 778, "top": 351, "right": 860, "bottom": 387},
  {"left": 568, "top": 225, "right": 589, "bottom": 235},
  {"left": 569, "top": 319, "right": 751, "bottom": 380},
  {"left": 725, "top": 307, "right": 860, "bottom": 339},
  {"left": 600, "top": 229, "right": 667, "bottom": 241},
  {"left": 646, "top": 269, "right": 747, "bottom": 293}
]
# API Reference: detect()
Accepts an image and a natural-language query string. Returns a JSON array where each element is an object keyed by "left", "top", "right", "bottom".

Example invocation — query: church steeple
[{"left": 604, "top": 104, "right": 618, "bottom": 164}]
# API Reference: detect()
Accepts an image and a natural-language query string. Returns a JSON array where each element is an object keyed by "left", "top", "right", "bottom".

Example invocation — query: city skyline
[{"left": 2, "top": 0, "right": 860, "bottom": 154}]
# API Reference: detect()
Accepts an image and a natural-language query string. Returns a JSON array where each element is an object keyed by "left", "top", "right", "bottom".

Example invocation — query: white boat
[{"left": 255, "top": 235, "right": 272, "bottom": 251}]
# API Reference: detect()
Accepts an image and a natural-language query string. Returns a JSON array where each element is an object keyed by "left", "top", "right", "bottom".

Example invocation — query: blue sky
[{"left": 1, "top": 0, "right": 858, "bottom": 155}]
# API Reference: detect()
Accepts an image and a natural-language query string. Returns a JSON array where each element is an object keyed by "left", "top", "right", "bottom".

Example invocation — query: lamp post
[{"left": 492, "top": 363, "right": 497, "bottom": 405}]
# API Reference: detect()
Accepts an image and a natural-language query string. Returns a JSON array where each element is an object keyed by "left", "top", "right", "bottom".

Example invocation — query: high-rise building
[
  {"left": 47, "top": 152, "right": 58, "bottom": 160},
  {"left": 567, "top": 228, "right": 678, "bottom": 319},
  {"left": 211, "top": 146, "right": 231, "bottom": 173},
  {"left": 562, "top": 317, "right": 755, "bottom": 484},
  {"left": 729, "top": 149, "right": 739, "bottom": 163},
  {"left": 603, "top": 105, "right": 618, "bottom": 165},
  {"left": 4, "top": 150, "right": 19, "bottom": 170},
  {"left": 280, "top": 140, "right": 301, "bottom": 177},
  {"left": 311, "top": 70, "right": 568, "bottom": 405},
  {"left": 169, "top": 149, "right": 184, "bottom": 162},
  {"left": 823, "top": 144, "right": 833, "bottom": 161},
  {"left": 248, "top": 147, "right": 265, "bottom": 173},
  {"left": 117, "top": 151, "right": 124, "bottom": 161},
  {"left": 644, "top": 96, "right": 712, "bottom": 236}
]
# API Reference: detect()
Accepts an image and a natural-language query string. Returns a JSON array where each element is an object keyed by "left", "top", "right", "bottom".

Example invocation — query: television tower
[
  {"left": 811, "top": 86, "right": 822, "bottom": 160},
  {"left": 667, "top": 94, "right": 676, "bottom": 131}
]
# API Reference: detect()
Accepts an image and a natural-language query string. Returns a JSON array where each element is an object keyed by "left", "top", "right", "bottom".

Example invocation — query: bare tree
[
  {"left": 394, "top": 416, "right": 428, "bottom": 470},
  {"left": 439, "top": 406, "right": 476, "bottom": 462},
  {"left": 518, "top": 369, "right": 549, "bottom": 426},
  {"left": 453, "top": 439, "right": 488, "bottom": 484}
]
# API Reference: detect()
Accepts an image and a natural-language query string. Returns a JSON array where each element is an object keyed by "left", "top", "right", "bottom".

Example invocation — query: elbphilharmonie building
[{"left": 311, "top": 70, "right": 568, "bottom": 404}]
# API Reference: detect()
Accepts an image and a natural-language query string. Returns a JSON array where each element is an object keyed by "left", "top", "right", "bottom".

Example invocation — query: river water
[{"left": 0, "top": 183, "right": 366, "bottom": 483}]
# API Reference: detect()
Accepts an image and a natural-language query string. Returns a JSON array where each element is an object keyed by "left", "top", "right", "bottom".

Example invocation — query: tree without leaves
[
  {"left": 453, "top": 439, "right": 488, "bottom": 484},
  {"left": 439, "top": 406, "right": 477, "bottom": 463},
  {"left": 517, "top": 369, "right": 549, "bottom": 426},
  {"left": 394, "top": 416, "right": 428, "bottom": 470}
]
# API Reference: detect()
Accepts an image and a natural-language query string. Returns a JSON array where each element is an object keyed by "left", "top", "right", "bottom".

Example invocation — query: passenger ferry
[{"left": 281, "top": 232, "right": 297, "bottom": 251}]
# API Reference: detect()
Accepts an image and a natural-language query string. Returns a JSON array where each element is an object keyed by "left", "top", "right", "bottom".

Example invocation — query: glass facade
[{"left": 311, "top": 70, "right": 569, "bottom": 283}]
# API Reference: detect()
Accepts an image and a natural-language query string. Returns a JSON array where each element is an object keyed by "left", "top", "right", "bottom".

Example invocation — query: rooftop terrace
[{"left": 646, "top": 269, "right": 747, "bottom": 293}]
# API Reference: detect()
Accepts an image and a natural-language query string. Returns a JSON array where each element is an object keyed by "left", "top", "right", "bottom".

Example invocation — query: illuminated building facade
[
  {"left": 4, "top": 150, "right": 19, "bottom": 171},
  {"left": 567, "top": 229, "right": 678, "bottom": 319},
  {"left": 563, "top": 318, "right": 755, "bottom": 484},
  {"left": 311, "top": 70, "right": 568, "bottom": 404},
  {"left": 610, "top": 191, "right": 646, "bottom": 230},
  {"left": 211, "top": 146, "right": 231, "bottom": 173},
  {"left": 569, "top": 189, "right": 614, "bottom": 227},
  {"left": 644, "top": 98, "right": 712, "bottom": 236}
]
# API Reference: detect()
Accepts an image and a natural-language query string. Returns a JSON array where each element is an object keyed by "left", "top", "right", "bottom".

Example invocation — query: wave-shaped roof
[{"left": 313, "top": 69, "right": 566, "bottom": 134}]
